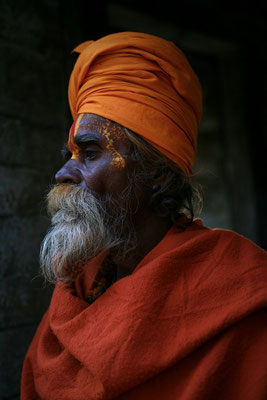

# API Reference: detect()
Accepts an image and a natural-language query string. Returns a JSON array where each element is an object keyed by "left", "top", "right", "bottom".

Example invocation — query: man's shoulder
[
  {"left": 200, "top": 223, "right": 267, "bottom": 261},
  {"left": 163, "top": 219, "right": 266, "bottom": 259}
]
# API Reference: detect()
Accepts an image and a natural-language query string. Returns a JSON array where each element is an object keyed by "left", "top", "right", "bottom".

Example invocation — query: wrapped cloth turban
[{"left": 68, "top": 32, "right": 202, "bottom": 176}]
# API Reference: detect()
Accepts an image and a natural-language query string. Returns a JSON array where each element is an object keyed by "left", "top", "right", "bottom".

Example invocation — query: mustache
[{"left": 47, "top": 184, "right": 101, "bottom": 218}]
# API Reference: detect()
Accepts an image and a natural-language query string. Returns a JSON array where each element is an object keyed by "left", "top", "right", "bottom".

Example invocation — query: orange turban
[{"left": 68, "top": 32, "right": 202, "bottom": 175}]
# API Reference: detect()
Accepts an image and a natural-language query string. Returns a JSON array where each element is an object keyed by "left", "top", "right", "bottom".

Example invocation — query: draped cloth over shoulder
[
  {"left": 68, "top": 32, "right": 202, "bottom": 176},
  {"left": 21, "top": 221, "right": 267, "bottom": 399}
]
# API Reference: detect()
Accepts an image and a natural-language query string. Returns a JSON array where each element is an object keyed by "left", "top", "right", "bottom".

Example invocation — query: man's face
[
  {"left": 56, "top": 113, "right": 135, "bottom": 203},
  {"left": 40, "top": 113, "right": 151, "bottom": 283}
]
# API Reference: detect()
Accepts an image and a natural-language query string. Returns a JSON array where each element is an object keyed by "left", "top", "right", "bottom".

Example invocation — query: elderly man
[{"left": 21, "top": 32, "right": 267, "bottom": 399}]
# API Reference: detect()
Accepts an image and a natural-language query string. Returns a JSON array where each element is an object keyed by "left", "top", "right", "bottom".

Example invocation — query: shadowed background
[{"left": 0, "top": 1, "right": 266, "bottom": 398}]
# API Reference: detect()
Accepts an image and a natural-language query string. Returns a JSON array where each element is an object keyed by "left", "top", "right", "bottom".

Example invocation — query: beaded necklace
[{"left": 87, "top": 277, "right": 109, "bottom": 304}]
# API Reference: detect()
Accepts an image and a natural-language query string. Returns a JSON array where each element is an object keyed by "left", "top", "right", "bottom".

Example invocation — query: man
[{"left": 21, "top": 32, "right": 267, "bottom": 399}]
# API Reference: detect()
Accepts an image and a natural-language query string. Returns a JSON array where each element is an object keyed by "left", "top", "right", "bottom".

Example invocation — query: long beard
[{"left": 40, "top": 184, "right": 136, "bottom": 284}]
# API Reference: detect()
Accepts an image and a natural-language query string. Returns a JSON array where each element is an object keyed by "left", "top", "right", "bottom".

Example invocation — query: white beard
[{"left": 40, "top": 184, "right": 135, "bottom": 283}]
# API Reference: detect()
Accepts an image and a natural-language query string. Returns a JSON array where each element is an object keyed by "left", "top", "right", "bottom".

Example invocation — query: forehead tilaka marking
[
  {"left": 68, "top": 114, "right": 83, "bottom": 153},
  {"left": 68, "top": 114, "right": 126, "bottom": 169}
]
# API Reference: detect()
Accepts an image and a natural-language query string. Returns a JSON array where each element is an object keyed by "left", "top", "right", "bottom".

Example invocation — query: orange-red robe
[{"left": 21, "top": 220, "right": 267, "bottom": 399}]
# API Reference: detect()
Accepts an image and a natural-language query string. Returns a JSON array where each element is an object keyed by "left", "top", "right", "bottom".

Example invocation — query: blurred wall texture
[{"left": 0, "top": 1, "right": 266, "bottom": 398}]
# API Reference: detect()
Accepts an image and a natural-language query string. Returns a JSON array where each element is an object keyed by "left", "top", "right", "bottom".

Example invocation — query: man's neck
[{"left": 113, "top": 214, "right": 173, "bottom": 280}]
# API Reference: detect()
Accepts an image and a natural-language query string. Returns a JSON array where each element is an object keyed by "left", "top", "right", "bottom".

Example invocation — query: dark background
[{"left": 0, "top": 1, "right": 266, "bottom": 398}]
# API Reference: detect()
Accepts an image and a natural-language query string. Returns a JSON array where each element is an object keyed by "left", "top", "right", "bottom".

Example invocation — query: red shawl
[{"left": 21, "top": 220, "right": 267, "bottom": 399}]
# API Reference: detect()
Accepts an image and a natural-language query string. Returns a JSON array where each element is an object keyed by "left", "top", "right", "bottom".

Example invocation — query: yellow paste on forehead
[
  {"left": 74, "top": 114, "right": 83, "bottom": 137},
  {"left": 70, "top": 114, "right": 126, "bottom": 168},
  {"left": 102, "top": 121, "right": 126, "bottom": 169}
]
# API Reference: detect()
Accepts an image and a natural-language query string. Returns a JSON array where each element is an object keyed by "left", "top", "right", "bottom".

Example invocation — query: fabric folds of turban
[{"left": 68, "top": 32, "right": 202, "bottom": 176}]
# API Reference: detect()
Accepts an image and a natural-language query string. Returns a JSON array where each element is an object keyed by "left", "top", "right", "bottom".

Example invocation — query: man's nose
[{"left": 55, "top": 160, "right": 82, "bottom": 184}]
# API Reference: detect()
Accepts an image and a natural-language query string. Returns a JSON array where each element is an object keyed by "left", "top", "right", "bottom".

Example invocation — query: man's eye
[{"left": 84, "top": 150, "right": 97, "bottom": 160}]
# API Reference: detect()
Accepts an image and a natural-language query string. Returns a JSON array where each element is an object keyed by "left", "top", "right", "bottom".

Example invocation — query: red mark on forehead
[
  {"left": 68, "top": 114, "right": 83, "bottom": 152},
  {"left": 68, "top": 121, "right": 75, "bottom": 151}
]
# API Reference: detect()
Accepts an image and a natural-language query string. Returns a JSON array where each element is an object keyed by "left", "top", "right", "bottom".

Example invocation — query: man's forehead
[
  {"left": 68, "top": 114, "right": 129, "bottom": 153},
  {"left": 73, "top": 113, "right": 125, "bottom": 142}
]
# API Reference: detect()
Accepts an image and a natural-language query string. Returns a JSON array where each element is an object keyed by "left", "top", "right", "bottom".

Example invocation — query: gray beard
[{"left": 40, "top": 184, "right": 136, "bottom": 284}]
